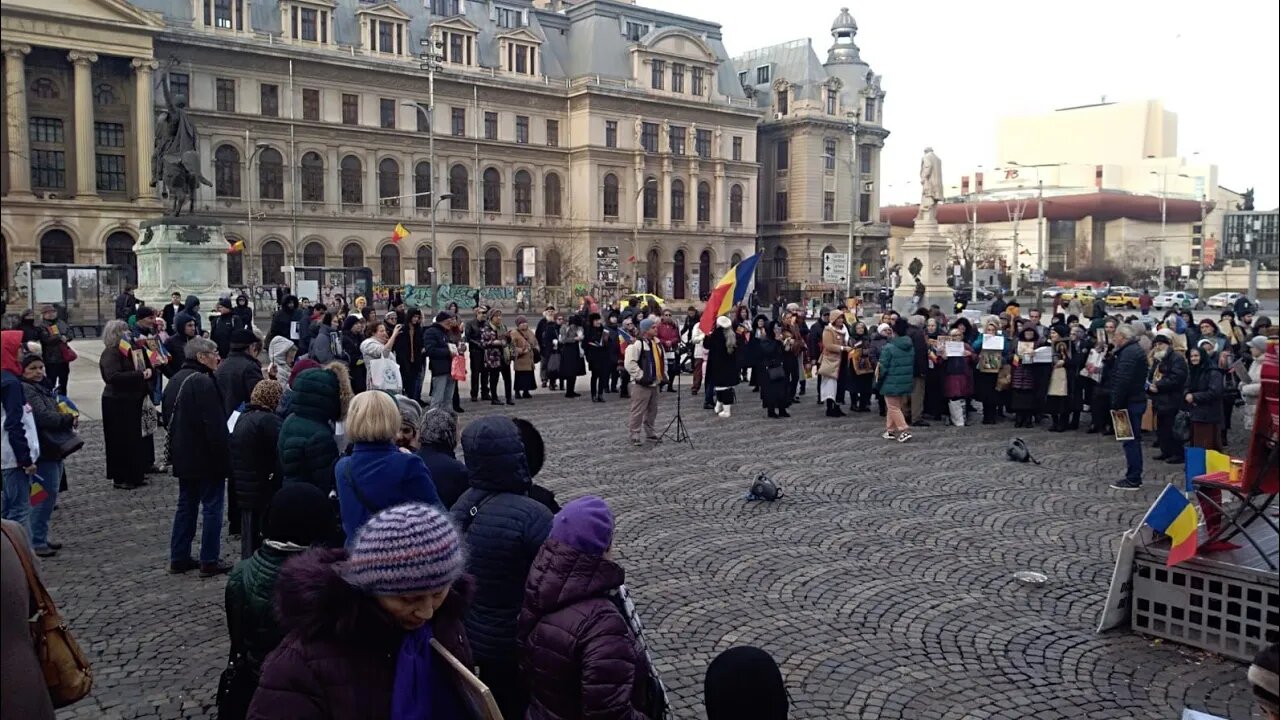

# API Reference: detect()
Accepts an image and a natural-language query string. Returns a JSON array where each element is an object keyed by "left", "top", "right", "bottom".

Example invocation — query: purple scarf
[{"left": 391, "top": 624, "right": 436, "bottom": 720}]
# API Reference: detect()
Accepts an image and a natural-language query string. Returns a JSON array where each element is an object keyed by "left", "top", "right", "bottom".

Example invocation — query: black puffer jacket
[
  {"left": 162, "top": 359, "right": 230, "bottom": 481},
  {"left": 450, "top": 416, "right": 553, "bottom": 665},
  {"left": 229, "top": 405, "right": 283, "bottom": 512},
  {"left": 1109, "top": 341, "right": 1149, "bottom": 409},
  {"left": 422, "top": 322, "right": 453, "bottom": 378},
  {"left": 1149, "top": 350, "right": 1188, "bottom": 414},
  {"left": 1186, "top": 362, "right": 1225, "bottom": 425},
  {"left": 215, "top": 350, "right": 264, "bottom": 419}
]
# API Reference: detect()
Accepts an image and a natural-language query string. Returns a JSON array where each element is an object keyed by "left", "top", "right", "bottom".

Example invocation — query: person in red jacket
[
  {"left": 654, "top": 309, "right": 680, "bottom": 392},
  {"left": 518, "top": 496, "right": 668, "bottom": 720}
]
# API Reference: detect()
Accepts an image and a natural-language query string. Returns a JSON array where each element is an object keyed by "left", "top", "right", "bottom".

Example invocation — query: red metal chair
[{"left": 1195, "top": 338, "right": 1279, "bottom": 569}]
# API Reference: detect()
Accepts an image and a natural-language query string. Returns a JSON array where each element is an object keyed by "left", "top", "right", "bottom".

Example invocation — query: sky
[{"left": 643, "top": 0, "right": 1280, "bottom": 208}]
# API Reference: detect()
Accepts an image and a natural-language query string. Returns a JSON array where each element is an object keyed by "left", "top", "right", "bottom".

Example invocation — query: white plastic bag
[{"left": 368, "top": 357, "right": 403, "bottom": 393}]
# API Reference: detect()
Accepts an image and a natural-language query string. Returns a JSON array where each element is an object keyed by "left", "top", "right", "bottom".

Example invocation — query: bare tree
[{"left": 949, "top": 225, "right": 999, "bottom": 279}]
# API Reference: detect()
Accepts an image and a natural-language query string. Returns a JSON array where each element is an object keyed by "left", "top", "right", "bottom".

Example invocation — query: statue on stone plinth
[
  {"left": 154, "top": 59, "right": 211, "bottom": 217},
  {"left": 917, "top": 147, "right": 943, "bottom": 224}
]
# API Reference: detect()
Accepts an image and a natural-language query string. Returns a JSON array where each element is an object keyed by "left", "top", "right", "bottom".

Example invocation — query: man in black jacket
[
  {"left": 423, "top": 312, "right": 459, "bottom": 410},
  {"left": 209, "top": 298, "right": 237, "bottom": 358},
  {"left": 161, "top": 337, "right": 232, "bottom": 577},
  {"left": 1148, "top": 331, "right": 1188, "bottom": 464},
  {"left": 114, "top": 286, "right": 139, "bottom": 320},
  {"left": 215, "top": 329, "right": 264, "bottom": 419},
  {"left": 161, "top": 292, "right": 184, "bottom": 329},
  {"left": 267, "top": 295, "right": 305, "bottom": 349},
  {"left": 394, "top": 308, "right": 427, "bottom": 401},
  {"left": 1109, "top": 324, "right": 1151, "bottom": 490},
  {"left": 464, "top": 305, "right": 489, "bottom": 401}
]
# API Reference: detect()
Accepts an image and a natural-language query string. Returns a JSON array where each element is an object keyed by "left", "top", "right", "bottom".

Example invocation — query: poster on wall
[
  {"left": 34, "top": 279, "right": 64, "bottom": 304},
  {"left": 521, "top": 248, "right": 537, "bottom": 281}
]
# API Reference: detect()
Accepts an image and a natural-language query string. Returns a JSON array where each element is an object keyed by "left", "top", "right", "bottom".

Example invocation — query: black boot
[{"left": 767, "top": 409, "right": 778, "bottom": 418}]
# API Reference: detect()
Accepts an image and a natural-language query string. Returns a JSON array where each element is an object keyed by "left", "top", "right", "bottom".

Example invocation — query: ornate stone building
[
  {"left": 732, "top": 7, "right": 890, "bottom": 301},
  {"left": 2, "top": 0, "right": 760, "bottom": 308}
]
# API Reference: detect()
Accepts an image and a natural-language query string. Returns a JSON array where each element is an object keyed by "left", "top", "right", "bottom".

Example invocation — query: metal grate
[{"left": 1131, "top": 557, "right": 1279, "bottom": 662}]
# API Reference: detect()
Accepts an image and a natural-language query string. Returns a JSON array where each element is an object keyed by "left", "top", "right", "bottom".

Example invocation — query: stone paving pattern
[{"left": 44, "top": 388, "right": 1262, "bottom": 719}]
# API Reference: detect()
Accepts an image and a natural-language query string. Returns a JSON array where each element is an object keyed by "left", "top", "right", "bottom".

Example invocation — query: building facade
[
  {"left": 2, "top": 0, "right": 760, "bottom": 310},
  {"left": 733, "top": 8, "right": 890, "bottom": 301}
]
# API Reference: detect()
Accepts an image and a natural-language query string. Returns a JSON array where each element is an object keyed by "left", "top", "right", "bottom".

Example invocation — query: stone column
[
  {"left": 365, "top": 149, "right": 377, "bottom": 214},
  {"left": 68, "top": 51, "right": 99, "bottom": 199},
  {"left": 131, "top": 58, "right": 158, "bottom": 198},
  {"left": 660, "top": 159, "right": 672, "bottom": 226},
  {"left": 714, "top": 164, "right": 726, "bottom": 230},
  {"left": 3, "top": 44, "right": 32, "bottom": 196}
]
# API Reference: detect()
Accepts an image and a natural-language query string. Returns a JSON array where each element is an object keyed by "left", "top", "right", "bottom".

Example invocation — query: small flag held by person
[
  {"left": 30, "top": 479, "right": 49, "bottom": 507},
  {"left": 392, "top": 223, "right": 411, "bottom": 244},
  {"left": 1142, "top": 484, "right": 1199, "bottom": 566},
  {"left": 227, "top": 239, "right": 245, "bottom": 254}
]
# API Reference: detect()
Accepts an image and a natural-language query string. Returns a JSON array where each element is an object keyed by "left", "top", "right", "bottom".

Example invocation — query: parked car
[
  {"left": 1041, "top": 286, "right": 1067, "bottom": 299},
  {"left": 1152, "top": 291, "right": 1195, "bottom": 311},
  {"left": 954, "top": 286, "right": 995, "bottom": 304},
  {"left": 1207, "top": 292, "right": 1244, "bottom": 310},
  {"left": 1105, "top": 290, "right": 1142, "bottom": 308},
  {"left": 1058, "top": 287, "right": 1096, "bottom": 302}
]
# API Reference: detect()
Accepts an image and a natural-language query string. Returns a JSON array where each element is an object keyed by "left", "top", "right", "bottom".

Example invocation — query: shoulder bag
[{"left": 0, "top": 523, "right": 92, "bottom": 708}]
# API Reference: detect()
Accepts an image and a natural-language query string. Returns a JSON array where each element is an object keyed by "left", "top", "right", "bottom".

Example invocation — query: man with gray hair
[
  {"left": 161, "top": 336, "right": 233, "bottom": 577},
  {"left": 1108, "top": 323, "right": 1151, "bottom": 490}
]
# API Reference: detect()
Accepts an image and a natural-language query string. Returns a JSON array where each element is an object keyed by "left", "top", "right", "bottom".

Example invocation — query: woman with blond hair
[
  {"left": 818, "top": 309, "right": 851, "bottom": 417},
  {"left": 333, "top": 391, "right": 441, "bottom": 542}
]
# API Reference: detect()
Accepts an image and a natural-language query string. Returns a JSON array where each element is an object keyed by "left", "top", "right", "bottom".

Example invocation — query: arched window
[
  {"left": 342, "top": 243, "right": 364, "bottom": 268},
  {"left": 602, "top": 174, "right": 619, "bottom": 218},
  {"left": 730, "top": 251, "right": 743, "bottom": 267},
  {"left": 258, "top": 147, "right": 284, "bottom": 200},
  {"left": 697, "top": 181, "right": 711, "bottom": 223},
  {"left": 94, "top": 83, "right": 116, "bottom": 107},
  {"left": 645, "top": 248, "right": 660, "bottom": 295},
  {"left": 672, "top": 250, "right": 686, "bottom": 299},
  {"left": 729, "top": 184, "right": 744, "bottom": 225},
  {"left": 105, "top": 232, "right": 136, "bottom": 284},
  {"left": 226, "top": 238, "right": 244, "bottom": 286},
  {"left": 670, "top": 179, "right": 685, "bottom": 222},
  {"left": 340, "top": 155, "right": 363, "bottom": 205},
  {"left": 303, "top": 241, "right": 326, "bottom": 267},
  {"left": 451, "top": 247, "right": 470, "bottom": 285},
  {"left": 482, "top": 167, "right": 501, "bottom": 213},
  {"left": 483, "top": 247, "right": 502, "bottom": 285},
  {"left": 513, "top": 170, "right": 532, "bottom": 215},
  {"left": 545, "top": 248, "right": 562, "bottom": 286},
  {"left": 416, "top": 245, "right": 433, "bottom": 283},
  {"left": 544, "top": 173, "right": 562, "bottom": 217},
  {"left": 380, "top": 244, "right": 400, "bottom": 284},
  {"left": 449, "top": 165, "right": 469, "bottom": 210},
  {"left": 39, "top": 230, "right": 74, "bottom": 264},
  {"left": 260, "top": 240, "right": 286, "bottom": 285},
  {"left": 642, "top": 176, "right": 658, "bottom": 219},
  {"left": 29, "top": 77, "right": 59, "bottom": 100},
  {"left": 378, "top": 158, "right": 400, "bottom": 208},
  {"left": 698, "top": 250, "right": 712, "bottom": 300},
  {"left": 772, "top": 246, "right": 789, "bottom": 279},
  {"left": 414, "top": 162, "right": 432, "bottom": 210},
  {"left": 214, "top": 145, "right": 241, "bottom": 198},
  {"left": 516, "top": 247, "right": 534, "bottom": 286},
  {"left": 300, "top": 152, "right": 324, "bottom": 202}
]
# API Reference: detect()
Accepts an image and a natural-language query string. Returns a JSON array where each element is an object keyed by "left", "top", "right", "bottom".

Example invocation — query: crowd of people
[{"left": 3, "top": 281, "right": 1278, "bottom": 720}]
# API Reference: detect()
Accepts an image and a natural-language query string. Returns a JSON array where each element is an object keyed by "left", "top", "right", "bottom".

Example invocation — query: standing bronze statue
[{"left": 153, "top": 60, "right": 211, "bottom": 216}]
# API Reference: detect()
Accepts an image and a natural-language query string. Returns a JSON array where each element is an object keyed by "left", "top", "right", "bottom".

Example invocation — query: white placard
[
  {"left": 1096, "top": 528, "right": 1138, "bottom": 633},
  {"left": 1032, "top": 346, "right": 1053, "bottom": 364},
  {"left": 945, "top": 341, "right": 965, "bottom": 357},
  {"left": 983, "top": 335, "right": 1005, "bottom": 351},
  {"left": 34, "top": 279, "right": 64, "bottom": 304},
  {"left": 296, "top": 280, "right": 319, "bottom": 304},
  {"left": 289, "top": 321, "right": 299, "bottom": 340}
]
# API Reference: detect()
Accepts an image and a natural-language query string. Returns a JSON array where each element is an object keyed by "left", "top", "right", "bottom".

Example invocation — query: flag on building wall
[
  {"left": 698, "top": 253, "right": 761, "bottom": 334},
  {"left": 392, "top": 223, "right": 411, "bottom": 244},
  {"left": 1142, "top": 484, "right": 1199, "bottom": 566}
]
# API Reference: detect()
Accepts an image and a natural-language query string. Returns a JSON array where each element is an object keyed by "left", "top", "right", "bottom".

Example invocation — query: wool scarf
[{"left": 640, "top": 340, "right": 666, "bottom": 385}]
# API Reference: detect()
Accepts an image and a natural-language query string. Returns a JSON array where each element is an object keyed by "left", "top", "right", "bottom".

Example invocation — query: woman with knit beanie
[
  {"left": 518, "top": 496, "right": 669, "bottom": 720},
  {"left": 248, "top": 503, "right": 473, "bottom": 720},
  {"left": 229, "top": 379, "right": 286, "bottom": 557},
  {"left": 704, "top": 646, "right": 789, "bottom": 720}
]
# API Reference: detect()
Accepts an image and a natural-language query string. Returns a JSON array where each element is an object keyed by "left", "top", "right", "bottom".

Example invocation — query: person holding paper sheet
[
  {"left": 972, "top": 318, "right": 1011, "bottom": 425},
  {"left": 1107, "top": 324, "right": 1151, "bottom": 491},
  {"left": 248, "top": 503, "right": 473, "bottom": 720},
  {"left": 942, "top": 323, "right": 976, "bottom": 426},
  {"left": 1010, "top": 326, "right": 1046, "bottom": 428}
]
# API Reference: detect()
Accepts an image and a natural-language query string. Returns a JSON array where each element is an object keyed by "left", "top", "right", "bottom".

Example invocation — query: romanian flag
[
  {"left": 118, "top": 338, "right": 133, "bottom": 356},
  {"left": 1185, "top": 447, "right": 1233, "bottom": 492},
  {"left": 30, "top": 479, "right": 49, "bottom": 507},
  {"left": 227, "top": 239, "right": 245, "bottom": 254},
  {"left": 698, "top": 253, "right": 761, "bottom": 334},
  {"left": 392, "top": 223, "right": 411, "bottom": 244},
  {"left": 1143, "top": 484, "right": 1199, "bottom": 566},
  {"left": 56, "top": 394, "right": 80, "bottom": 417}
]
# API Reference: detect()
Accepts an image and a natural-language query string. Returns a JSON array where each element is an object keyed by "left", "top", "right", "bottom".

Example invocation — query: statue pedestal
[
  {"left": 134, "top": 218, "right": 228, "bottom": 310},
  {"left": 892, "top": 220, "right": 954, "bottom": 314}
]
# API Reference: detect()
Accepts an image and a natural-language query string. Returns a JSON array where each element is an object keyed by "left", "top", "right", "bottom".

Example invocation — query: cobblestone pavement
[{"left": 44, "top": 387, "right": 1261, "bottom": 719}]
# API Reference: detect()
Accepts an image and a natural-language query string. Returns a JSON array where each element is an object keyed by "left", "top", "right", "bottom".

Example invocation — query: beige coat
[
  {"left": 818, "top": 323, "right": 848, "bottom": 379},
  {"left": 511, "top": 328, "right": 538, "bottom": 372}
]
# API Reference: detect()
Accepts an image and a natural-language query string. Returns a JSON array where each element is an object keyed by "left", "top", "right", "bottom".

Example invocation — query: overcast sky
[{"left": 644, "top": 0, "right": 1280, "bottom": 208}]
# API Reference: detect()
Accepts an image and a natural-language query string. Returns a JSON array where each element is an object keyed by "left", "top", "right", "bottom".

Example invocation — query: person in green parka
[
  {"left": 875, "top": 319, "right": 918, "bottom": 443},
  {"left": 220, "top": 483, "right": 338, "bottom": 720}
]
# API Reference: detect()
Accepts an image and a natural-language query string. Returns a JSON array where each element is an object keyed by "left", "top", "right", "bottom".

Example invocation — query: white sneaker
[
  {"left": 897, "top": 431, "right": 912, "bottom": 443},
  {"left": 881, "top": 430, "right": 896, "bottom": 440},
  {"left": 718, "top": 406, "right": 732, "bottom": 418}
]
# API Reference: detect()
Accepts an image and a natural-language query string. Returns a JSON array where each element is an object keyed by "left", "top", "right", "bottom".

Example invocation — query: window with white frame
[
  {"left": 691, "top": 67, "right": 705, "bottom": 96},
  {"left": 506, "top": 42, "right": 537, "bottom": 76},
  {"left": 288, "top": 3, "right": 330, "bottom": 44},
  {"left": 442, "top": 30, "right": 475, "bottom": 66},
  {"left": 364, "top": 14, "right": 405, "bottom": 56},
  {"left": 755, "top": 65, "right": 770, "bottom": 84},
  {"left": 823, "top": 138, "right": 837, "bottom": 172},
  {"left": 494, "top": 6, "right": 523, "bottom": 28},
  {"left": 625, "top": 21, "right": 649, "bottom": 41}
]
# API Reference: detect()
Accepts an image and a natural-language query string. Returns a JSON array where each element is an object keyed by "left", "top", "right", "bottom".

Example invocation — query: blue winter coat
[
  {"left": 336, "top": 441, "right": 441, "bottom": 542},
  {"left": 450, "top": 416, "right": 553, "bottom": 665}
]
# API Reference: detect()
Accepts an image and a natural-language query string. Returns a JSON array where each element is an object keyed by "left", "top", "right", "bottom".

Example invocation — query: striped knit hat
[{"left": 341, "top": 504, "right": 464, "bottom": 596}]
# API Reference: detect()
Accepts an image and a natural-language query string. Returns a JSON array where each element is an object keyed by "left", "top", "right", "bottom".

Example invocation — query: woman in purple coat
[
  {"left": 248, "top": 503, "right": 472, "bottom": 720},
  {"left": 517, "top": 497, "right": 667, "bottom": 720}
]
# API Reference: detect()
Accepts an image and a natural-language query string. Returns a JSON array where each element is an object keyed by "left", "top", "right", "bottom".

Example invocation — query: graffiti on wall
[{"left": 365, "top": 284, "right": 600, "bottom": 310}]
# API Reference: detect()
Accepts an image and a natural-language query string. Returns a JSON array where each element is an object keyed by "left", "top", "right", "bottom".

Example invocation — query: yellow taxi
[
  {"left": 619, "top": 293, "right": 666, "bottom": 310},
  {"left": 1057, "top": 287, "right": 1096, "bottom": 303},
  {"left": 1105, "top": 289, "right": 1141, "bottom": 308}
]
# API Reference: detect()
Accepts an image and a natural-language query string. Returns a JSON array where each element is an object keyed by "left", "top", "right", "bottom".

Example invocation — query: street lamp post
[
  {"left": 845, "top": 109, "right": 862, "bottom": 301},
  {"left": 1150, "top": 169, "right": 1169, "bottom": 291},
  {"left": 1002, "top": 194, "right": 1028, "bottom": 296},
  {"left": 244, "top": 133, "right": 271, "bottom": 283},
  {"left": 414, "top": 30, "right": 444, "bottom": 306},
  {"left": 632, "top": 178, "right": 657, "bottom": 292}
]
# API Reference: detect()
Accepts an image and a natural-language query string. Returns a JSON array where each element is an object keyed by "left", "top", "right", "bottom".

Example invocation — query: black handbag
[
  {"left": 1172, "top": 410, "right": 1192, "bottom": 443},
  {"left": 40, "top": 428, "right": 84, "bottom": 460},
  {"left": 215, "top": 653, "right": 256, "bottom": 720},
  {"left": 765, "top": 363, "right": 786, "bottom": 383}
]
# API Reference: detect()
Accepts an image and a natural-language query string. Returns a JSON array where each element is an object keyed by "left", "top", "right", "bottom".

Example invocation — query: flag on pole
[
  {"left": 227, "top": 239, "right": 245, "bottom": 254},
  {"left": 1142, "top": 484, "right": 1199, "bottom": 566},
  {"left": 1184, "top": 447, "right": 1233, "bottom": 492},
  {"left": 698, "top": 253, "right": 762, "bottom": 334},
  {"left": 392, "top": 223, "right": 411, "bottom": 244}
]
